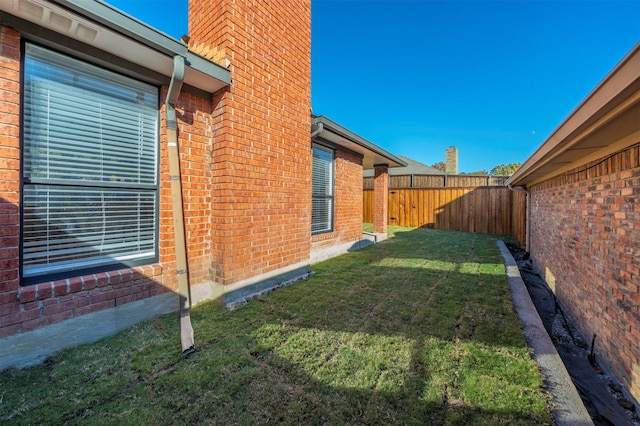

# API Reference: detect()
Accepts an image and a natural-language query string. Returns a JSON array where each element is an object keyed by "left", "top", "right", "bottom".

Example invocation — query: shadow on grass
[
  {"left": 273, "top": 227, "right": 526, "bottom": 348},
  {"left": 0, "top": 227, "right": 552, "bottom": 425},
  {"left": 142, "top": 332, "right": 549, "bottom": 425}
]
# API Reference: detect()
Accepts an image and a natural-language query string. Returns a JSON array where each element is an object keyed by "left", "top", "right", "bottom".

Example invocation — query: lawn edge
[{"left": 497, "top": 240, "right": 593, "bottom": 426}]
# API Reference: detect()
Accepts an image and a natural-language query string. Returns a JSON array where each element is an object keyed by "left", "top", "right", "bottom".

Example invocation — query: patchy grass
[{"left": 0, "top": 227, "right": 552, "bottom": 425}]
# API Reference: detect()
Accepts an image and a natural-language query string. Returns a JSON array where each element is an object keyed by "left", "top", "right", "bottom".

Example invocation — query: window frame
[
  {"left": 20, "top": 42, "right": 161, "bottom": 285},
  {"left": 311, "top": 143, "right": 335, "bottom": 235}
]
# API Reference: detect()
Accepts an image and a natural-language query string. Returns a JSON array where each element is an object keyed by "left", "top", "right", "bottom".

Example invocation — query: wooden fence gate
[{"left": 363, "top": 187, "right": 526, "bottom": 245}]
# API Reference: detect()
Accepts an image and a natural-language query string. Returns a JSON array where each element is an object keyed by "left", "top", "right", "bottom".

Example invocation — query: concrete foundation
[
  {"left": 0, "top": 292, "right": 178, "bottom": 371},
  {"left": 222, "top": 264, "right": 313, "bottom": 308},
  {"left": 0, "top": 263, "right": 314, "bottom": 371}
]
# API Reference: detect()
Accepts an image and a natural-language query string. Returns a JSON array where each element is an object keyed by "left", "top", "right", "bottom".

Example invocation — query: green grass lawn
[{"left": 0, "top": 227, "right": 552, "bottom": 425}]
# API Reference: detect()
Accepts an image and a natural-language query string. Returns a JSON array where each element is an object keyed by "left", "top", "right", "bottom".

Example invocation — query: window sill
[{"left": 311, "top": 231, "right": 337, "bottom": 242}]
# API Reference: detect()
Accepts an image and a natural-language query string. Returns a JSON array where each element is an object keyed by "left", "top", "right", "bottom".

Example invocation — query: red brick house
[
  {"left": 0, "top": 0, "right": 402, "bottom": 368},
  {"left": 310, "top": 115, "right": 403, "bottom": 262},
  {"left": 507, "top": 43, "right": 640, "bottom": 401}
]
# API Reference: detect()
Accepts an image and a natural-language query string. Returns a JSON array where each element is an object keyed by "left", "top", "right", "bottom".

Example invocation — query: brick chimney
[
  {"left": 445, "top": 146, "right": 458, "bottom": 175},
  {"left": 188, "top": 1, "right": 312, "bottom": 288}
]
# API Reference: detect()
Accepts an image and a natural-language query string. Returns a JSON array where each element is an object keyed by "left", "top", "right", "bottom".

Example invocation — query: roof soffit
[
  {"left": 312, "top": 116, "right": 406, "bottom": 169},
  {"left": 507, "top": 43, "right": 640, "bottom": 187},
  {"left": 0, "top": 0, "right": 230, "bottom": 92}
]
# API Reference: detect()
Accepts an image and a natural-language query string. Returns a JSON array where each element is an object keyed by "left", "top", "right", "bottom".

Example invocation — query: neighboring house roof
[
  {"left": 312, "top": 116, "right": 406, "bottom": 169},
  {"left": 0, "top": 0, "right": 230, "bottom": 93},
  {"left": 507, "top": 42, "right": 640, "bottom": 188},
  {"left": 363, "top": 155, "right": 445, "bottom": 177}
]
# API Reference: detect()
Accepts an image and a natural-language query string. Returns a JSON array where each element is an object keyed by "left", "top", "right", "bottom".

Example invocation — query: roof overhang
[
  {"left": 311, "top": 116, "right": 406, "bottom": 169},
  {"left": 0, "top": 0, "right": 230, "bottom": 93},
  {"left": 507, "top": 42, "right": 640, "bottom": 188}
]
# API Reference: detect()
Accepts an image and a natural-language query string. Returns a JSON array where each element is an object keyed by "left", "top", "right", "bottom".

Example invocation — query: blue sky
[{"left": 108, "top": 0, "right": 639, "bottom": 173}]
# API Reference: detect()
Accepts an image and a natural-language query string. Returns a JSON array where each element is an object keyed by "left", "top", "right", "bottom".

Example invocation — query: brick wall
[
  {"left": 311, "top": 149, "right": 363, "bottom": 254},
  {"left": 188, "top": 0, "right": 312, "bottom": 286},
  {"left": 0, "top": 26, "right": 21, "bottom": 338},
  {"left": 160, "top": 89, "right": 217, "bottom": 290},
  {"left": 2, "top": 0, "right": 314, "bottom": 339},
  {"left": 529, "top": 146, "right": 640, "bottom": 401},
  {"left": 0, "top": 25, "right": 220, "bottom": 339},
  {"left": 373, "top": 165, "right": 389, "bottom": 234}
]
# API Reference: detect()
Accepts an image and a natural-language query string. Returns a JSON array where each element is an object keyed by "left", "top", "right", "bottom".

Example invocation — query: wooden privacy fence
[
  {"left": 364, "top": 187, "right": 527, "bottom": 245},
  {"left": 363, "top": 174, "right": 509, "bottom": 189}
]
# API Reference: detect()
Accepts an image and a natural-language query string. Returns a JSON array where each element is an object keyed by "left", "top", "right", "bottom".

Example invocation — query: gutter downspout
[
  {"left": 166, "top": 55, "right": 195, "bottom": 356},
  {"left": 310, "top": 122, "right": 324, "bottom": 139}
]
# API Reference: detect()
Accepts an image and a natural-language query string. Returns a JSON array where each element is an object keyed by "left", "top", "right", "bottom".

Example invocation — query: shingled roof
[{"left": 363, "top": 155, "right": 445, "bottom": 177}]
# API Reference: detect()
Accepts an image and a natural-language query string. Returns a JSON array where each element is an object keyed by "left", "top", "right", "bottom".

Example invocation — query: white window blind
[
  {"left": 312, "top": 145, "right": 334, "bottom": 234},
  {"left": 22, "top": 44, "right": 159, "bottom": 282}
]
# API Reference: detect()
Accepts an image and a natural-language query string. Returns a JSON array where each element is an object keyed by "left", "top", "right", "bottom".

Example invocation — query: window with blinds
[
  {"left": 312, "top": 144, "right": 334, "bottom": 234},
  {"left": 21, "top": 43, "right": 159, "bottom": 284}
]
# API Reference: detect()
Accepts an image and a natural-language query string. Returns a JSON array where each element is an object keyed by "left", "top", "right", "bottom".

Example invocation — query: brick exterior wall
[
  {"left": 0, "top": 0, "right": 316, "bottom": 340},
  {"left": 373, "top": 165, "right": 389, "bottom": 234},
  {"left": 188, "top": 0, "right": 312, "bottom": 285},
  {"left": 0, "top": 25, "right": 225, "bottom": 339},
  {"left": 1, "top": 0, "right": 318, "bottom": 347},
  {"left": 0, "top": 26, "right": 21, "bottom": 338},
  {"left": 311, "top": 149, "right": 364, "bottom": 254},
  {"left": 160, "top": 89, "right": 217, "bottom": 291},
  {"left": 528, "top": 146, "right": 640, "bottom": 401}
]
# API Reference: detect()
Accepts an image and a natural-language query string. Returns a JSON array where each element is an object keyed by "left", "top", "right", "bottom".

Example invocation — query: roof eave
[
  {"left": 0, "top": 0, "right": 230, "bottom": 92},
  {"left": 507, "top": 42, "right": 640, "bottom": 188},
  {"left": 312, "top": 116, "right": 406, "bottom": 169}
]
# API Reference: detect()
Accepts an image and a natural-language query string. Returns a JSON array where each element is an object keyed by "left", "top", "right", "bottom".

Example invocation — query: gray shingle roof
[{"left": 363, "top": 156, "right": 445, "bottom": 177}]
